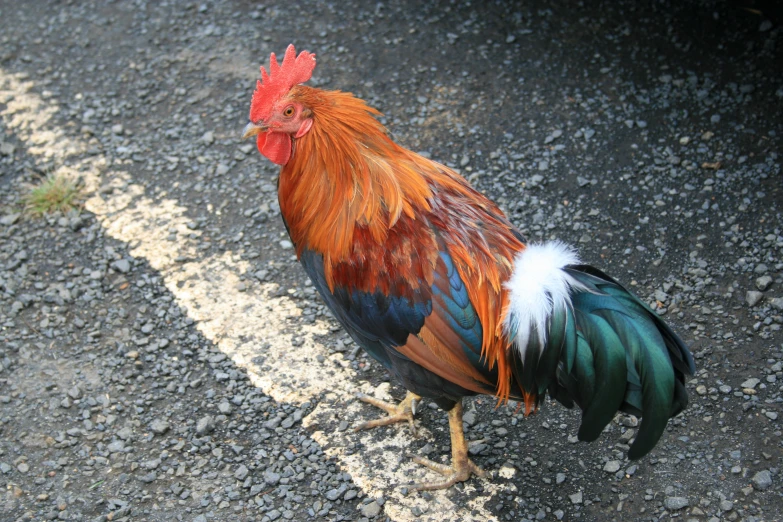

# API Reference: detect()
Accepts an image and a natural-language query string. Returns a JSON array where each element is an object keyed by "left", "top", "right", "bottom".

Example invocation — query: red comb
[{"left": 249, "top": 44, "right": 316, "bottom": 122}]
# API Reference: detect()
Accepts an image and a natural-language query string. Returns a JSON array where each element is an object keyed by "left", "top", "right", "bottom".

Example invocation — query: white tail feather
[{"left": 503, "top": 241, "right": 584, "bottom": 359}]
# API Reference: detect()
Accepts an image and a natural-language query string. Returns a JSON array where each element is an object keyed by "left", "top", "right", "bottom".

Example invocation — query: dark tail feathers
[{"left": 514, "top": 264, "right": 695, "bottom": 460}]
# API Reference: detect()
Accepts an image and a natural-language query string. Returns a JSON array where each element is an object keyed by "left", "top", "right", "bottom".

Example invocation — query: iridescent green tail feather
[{"left": 542, "top": 265, "right": 695, "bottom": 459}]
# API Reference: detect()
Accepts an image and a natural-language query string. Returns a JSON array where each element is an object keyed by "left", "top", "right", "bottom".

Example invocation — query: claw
[
  {"left": 405, "top": 400, "right": 486, "bottom": 491},
  {"left": 409, "top": 454, "right": 486, "bottom": 491},
  {"left": 354, "top": 391, "right": 420, "bottom": 437}
]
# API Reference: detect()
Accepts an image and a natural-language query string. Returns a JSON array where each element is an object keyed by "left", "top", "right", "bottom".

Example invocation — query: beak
[{"left": 242, "top": 121, "right": 267, "bottom": 139}]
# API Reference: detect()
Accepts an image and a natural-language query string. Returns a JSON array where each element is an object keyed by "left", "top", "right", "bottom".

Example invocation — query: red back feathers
[{"left": 249, "top": 45, "right": 316, "bottom": 123}]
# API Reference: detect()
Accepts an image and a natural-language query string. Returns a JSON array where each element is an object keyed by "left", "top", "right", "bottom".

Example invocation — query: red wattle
[{"left": 257, "top": 132, "right": 292, "bottom": 165}]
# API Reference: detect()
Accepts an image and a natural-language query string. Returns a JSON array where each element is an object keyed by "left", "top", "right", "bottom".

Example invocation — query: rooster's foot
[
  {"left": 406, "top": 399, "right": 487, "bottom": 491},
  {"left": 354, "top": 391, "right": 420, "bottom": 437},
  {"left": 407, "top": 452, "right": 487, "bottom": 491}
]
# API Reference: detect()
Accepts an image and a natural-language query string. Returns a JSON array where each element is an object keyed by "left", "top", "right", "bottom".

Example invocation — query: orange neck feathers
[{"left": 279, "top": 86, "right": 434, "bottom": 265}]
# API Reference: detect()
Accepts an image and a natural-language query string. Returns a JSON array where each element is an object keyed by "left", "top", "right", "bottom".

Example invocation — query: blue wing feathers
[{"left": 298, "top": 247, "right": 495, "bottom": 390}]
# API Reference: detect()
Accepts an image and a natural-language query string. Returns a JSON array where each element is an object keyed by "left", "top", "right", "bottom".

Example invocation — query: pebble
[
  {"left": 752, "top": 470, "right": 773, "bottom": 490},
  {"left": 150, "top": 418, "right": 170, "bottom": 434},
  {"left": 361, "top": 500, "right": 382, "bottom": 518},
  {"left": 664, "top": 497, "right": 689, "bottom": 510},
  {"left": 196, "top": 415, "right": 215, "bottom": 434},
  {"left": 603, "top": 460, "right": 621, "bottom": 473},
  {"left": 325, "top": 487, "right": 345, "bottom": 501},
  {"left": 741, "top": 378, "right": 761, "bottom": 389},
  {"left": 756, "top": 276, "right": 773, "bottom": 291},
  {"left": 234, "top": 464, "right": 249, "bottom": 480},
  {"left": 746, "top": 291, "right": 764, "bottom": 307},
  {"left": 107, "top": 441, "right": 125, "bottom": 453},
  {"left": 1, "top": 213, "right": 21, "bottom": 225},
  {"left": 112, "top": 258, "right": 131, "bottom": 273},
  {"left": 263, "top": 470, "right": 281, "bottom": 485}
]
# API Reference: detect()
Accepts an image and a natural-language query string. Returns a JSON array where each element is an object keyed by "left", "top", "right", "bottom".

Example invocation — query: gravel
[
  {"left": 0, "top": 157, "right": 362, "bottom": 520},
  {"left": 1, "top": 0, "right": 781, "bottom": 521}
]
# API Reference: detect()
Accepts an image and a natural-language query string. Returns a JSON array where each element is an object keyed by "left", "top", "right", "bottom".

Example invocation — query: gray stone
[
  {"left": 263, "top": 470, "right": 280, "bottom": 485},
  {"left": 196, "top": 415, "right": 215, "bottom": 435},
  {"left": 149, "top": 419, "right": 170, "bottom": 434},
  {"left": 138, "top": 472, "right": 157, "bottom": 483},
  {"left": 752, "top": 470, "right": 773, "bottom": 490},
  {"left": 569, "top": 491, "right": 583, "bottom": 504},
  {"left": 664, "top": 497, "right": 689, "bottom": 510},
  {"left": 112, "top": 259, "right": 131, "bottom": 273},
  {"left": 756, "top": 275, "right": 773, "bottom": 291},
  {"left": 746, "top": 291, "right": 764, "bottom": 307},
  {"left": 234, "top": 464, "right": 249, "bottom": 480},
  {"left": 0, "top": 213, "right": 20, "bottom": 226},
  {"left": 361, "top": 501, "right": 382, "bottom": 518},
  {"left": 741, "top": 378, "right": 761, "bottom": 389},
  {"left": 603, "top": 460, "right": 621, "bottom": 473},
  {"left": 326, "top": 487, "right": 345, "bottom": 501},
  {"left": 107, "top": 440, "right": 125, "bottom": 453}
]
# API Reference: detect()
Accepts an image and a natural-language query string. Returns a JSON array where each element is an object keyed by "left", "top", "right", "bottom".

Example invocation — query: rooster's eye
[{"left": 283, "top": 106, "right": 295, "bottom": 118}]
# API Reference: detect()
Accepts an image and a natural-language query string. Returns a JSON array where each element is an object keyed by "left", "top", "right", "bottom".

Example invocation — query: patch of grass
[{"left": 24, "top": 174, "right": 82, "bottom": 215}]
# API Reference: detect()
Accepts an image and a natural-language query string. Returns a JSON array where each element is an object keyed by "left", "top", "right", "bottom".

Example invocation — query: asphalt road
[{"left": 1, "top": 1, "right": 782, "bottom": 521}]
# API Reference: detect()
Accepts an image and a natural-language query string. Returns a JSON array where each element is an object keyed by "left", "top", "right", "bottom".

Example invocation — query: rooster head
[{"left": 243, "top": 44, "right": 316, "bottom": 165}]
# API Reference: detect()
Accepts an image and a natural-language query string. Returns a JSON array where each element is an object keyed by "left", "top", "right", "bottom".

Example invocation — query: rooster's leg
[
  {"left": 354, "top": 391, "right": 420, "bottom": 436},
  {"left": 408, "top": 399, "right": 486, "bottom": 491}
]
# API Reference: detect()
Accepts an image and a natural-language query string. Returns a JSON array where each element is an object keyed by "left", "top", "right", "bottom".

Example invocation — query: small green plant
[{"left": 24, "top": 174, "right": 81, "bottom": 215}]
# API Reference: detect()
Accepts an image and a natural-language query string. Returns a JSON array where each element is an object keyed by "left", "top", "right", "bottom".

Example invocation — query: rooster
[{"left": 243, "top": 45, "right": 695, "bottom": 490}]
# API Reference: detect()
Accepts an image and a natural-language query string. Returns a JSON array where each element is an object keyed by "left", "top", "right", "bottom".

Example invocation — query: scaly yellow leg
[
  {"left": 408, "top": 399, "right": 486, "bottom": 490},
  {"left": 354, "top": 390, "right": 420, "bottom": 436}
]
